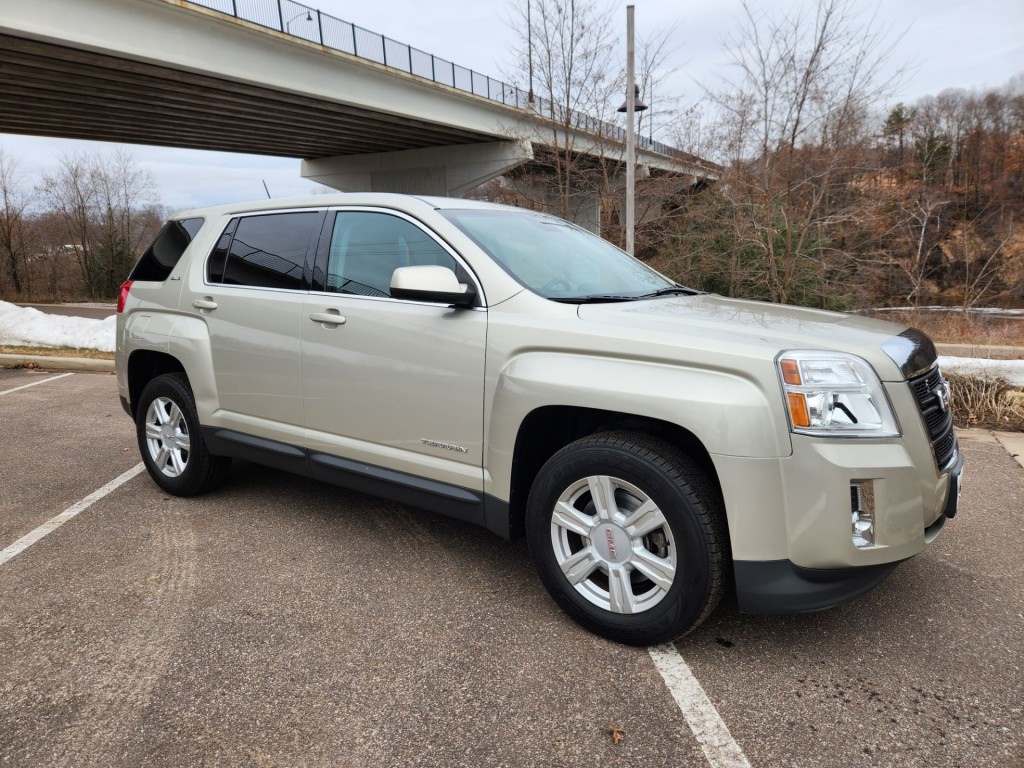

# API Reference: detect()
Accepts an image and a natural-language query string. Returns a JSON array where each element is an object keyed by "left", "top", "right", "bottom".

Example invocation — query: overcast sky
[{"left": 3, "top": 0, "right": 1022, "bottom": 211}]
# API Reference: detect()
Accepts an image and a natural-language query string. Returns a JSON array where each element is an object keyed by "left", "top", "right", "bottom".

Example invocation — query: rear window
[
  {"left": 129, "top": 218, "right": 204, "bottom": 282},
  {"left": 212, "top": 212, "right": 320, "bottom": 290}
]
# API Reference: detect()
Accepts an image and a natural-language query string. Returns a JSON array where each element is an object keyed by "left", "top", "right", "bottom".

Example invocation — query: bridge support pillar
[{"left": 301, "top": 140, "right": 534, "bottom": 198}]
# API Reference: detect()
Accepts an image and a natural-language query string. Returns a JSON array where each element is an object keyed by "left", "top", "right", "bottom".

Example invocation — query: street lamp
[
  {"left": 527, "top": 0, "right": 535, "bottom": 108},
  {"left": 618, "top": 6, "right": 644, "bottom": 256},
  {"left": 285, "top": 9, "right": 312, "bottom": 34},
  {"left": 617, "top": 84, "right": 648, "bottom": 114}
]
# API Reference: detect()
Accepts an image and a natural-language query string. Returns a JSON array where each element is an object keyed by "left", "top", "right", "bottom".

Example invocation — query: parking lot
[{"left": 1, "top": 367, "right": 1021, "bottom": 767}]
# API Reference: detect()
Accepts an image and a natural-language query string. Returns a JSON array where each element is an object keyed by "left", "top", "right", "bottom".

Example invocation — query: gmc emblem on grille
[{"left": 934, "top": 381, "right": 951, "bottom": 413}]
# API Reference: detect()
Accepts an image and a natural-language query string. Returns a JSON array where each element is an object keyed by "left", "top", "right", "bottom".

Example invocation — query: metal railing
[{"left": 186, "top": 0, "right": 689, "bottom": 160}]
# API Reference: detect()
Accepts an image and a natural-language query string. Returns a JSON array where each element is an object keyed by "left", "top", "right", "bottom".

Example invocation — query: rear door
[
  {"left": 184, "top": 209, "right": 323, "bottom": 442},
  {"left": 300, "top": 208, "right": 487, "bottom": 492}
]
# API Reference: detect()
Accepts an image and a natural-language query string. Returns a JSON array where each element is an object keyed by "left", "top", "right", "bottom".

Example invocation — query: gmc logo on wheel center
[{"left": 604, "top": 527, "right": 618, "bottom": 559}]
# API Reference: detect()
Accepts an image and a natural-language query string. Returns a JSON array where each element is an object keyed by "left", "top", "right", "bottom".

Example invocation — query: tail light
[{"left": 117, "top": 280, "right": 133, "bottom": 313}]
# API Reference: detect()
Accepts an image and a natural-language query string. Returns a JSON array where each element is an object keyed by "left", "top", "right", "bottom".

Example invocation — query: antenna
[{"left": 262, "top": 180, "right": 271, "bottom": 199}]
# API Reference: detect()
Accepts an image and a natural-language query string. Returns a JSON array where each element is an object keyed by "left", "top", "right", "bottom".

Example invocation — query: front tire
[
  {"left": 136, "top": 373, "right": 231, "bottom": 496},
  {"left": 526, "top": 431, "right": 725, "bottom": 645}
]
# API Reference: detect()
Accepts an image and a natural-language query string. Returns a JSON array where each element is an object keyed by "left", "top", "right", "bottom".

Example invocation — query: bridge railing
[{"left": 186, "top": 0, "right": 689, "bottom": 160}]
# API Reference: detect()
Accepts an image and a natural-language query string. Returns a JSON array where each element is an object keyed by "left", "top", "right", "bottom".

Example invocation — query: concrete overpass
[{"left": 0, "top": 0, "right": 717, "bottom": 211}]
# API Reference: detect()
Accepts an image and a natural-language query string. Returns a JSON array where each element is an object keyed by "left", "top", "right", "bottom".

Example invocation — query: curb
[
  {"left": 0, "top": 353, "right": 114, "bottom": 372},
  {"left": 993, "top": 432, "right": 1024, "bottom": 471},
  {"left": 957, "top": 428, "right": 1024, "bottom": 471}
]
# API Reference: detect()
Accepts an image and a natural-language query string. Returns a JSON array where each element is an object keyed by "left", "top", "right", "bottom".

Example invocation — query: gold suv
[{"left": 116, "top": 194, "right": 962, "bottom": 644}]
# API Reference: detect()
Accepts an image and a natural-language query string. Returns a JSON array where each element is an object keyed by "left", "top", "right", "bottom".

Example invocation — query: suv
[{"left": 116, "top": 194, "right": 962, "bottom": 645}]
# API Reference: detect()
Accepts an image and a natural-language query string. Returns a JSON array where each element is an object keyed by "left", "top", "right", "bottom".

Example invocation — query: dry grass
[
  {"left": 864, "top": 310, "right": 1024, "bottom": 347},
  {"left": 0, "top": 345, "right": 114, "bottom": 360},
  {"left": 947, "top": 372, "right": 1024, "bottom": 431}
]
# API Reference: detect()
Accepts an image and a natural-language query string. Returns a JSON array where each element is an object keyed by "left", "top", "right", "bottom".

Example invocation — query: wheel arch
[
  {"left": 505, "top": 405, "right": 725, "bottom": 542},
  {"left": 124, "top": 314, "right": 218, "bottom": 422},
  {"left": 126, "top": 350, "right": 186, "bottom": 418}
]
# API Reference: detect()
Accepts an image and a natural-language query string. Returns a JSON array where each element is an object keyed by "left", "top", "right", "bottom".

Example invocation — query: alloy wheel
[
  {"left": 549, "top": 474, "right": 677, "bottom": 614},
  {"left": 144, "top": 396, "right": 191, "bottom": 477}
]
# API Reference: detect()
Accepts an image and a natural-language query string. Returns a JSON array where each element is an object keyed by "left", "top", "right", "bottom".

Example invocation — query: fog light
[{"left": 851, "top": 481, "right": 875, "bottom": 548}]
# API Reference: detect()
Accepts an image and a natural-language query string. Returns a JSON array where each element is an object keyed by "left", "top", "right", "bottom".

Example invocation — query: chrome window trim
[{"left": 200, "top": 205, "right": 488, "bottom": 308}]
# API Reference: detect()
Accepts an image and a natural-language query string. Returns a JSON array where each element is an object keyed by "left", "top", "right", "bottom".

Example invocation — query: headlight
[{"left": 777, "top": 351, "right": 900, "bottom": 437}]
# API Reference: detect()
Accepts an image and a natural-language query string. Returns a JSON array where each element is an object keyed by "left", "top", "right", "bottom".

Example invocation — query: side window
[
  {"left": 219, "top": 212, "right": 320, "bottom": 290},
  {"left": 327, "top": 212, "right": 458, "bottom": 297},
  {"left": 129, "top": 218, "right": 204, "bottom": 282}
]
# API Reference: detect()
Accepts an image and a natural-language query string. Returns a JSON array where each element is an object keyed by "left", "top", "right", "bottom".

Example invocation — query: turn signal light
[
  {"left": 787, "top": 393, "right": 810, "bottom": 427},
  {"left": 780, "top": 358, "right": 802, "bottom": 385}
]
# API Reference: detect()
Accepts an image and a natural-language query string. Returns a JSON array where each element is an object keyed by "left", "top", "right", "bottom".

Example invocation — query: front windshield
[{"left": 440, "top": 209, "right": 675, "bottom": 301}]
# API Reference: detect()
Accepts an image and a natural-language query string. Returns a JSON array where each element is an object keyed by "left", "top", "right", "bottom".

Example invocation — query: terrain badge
[{"left": 421, "top": 438, "right": 469, "bottom": 454}]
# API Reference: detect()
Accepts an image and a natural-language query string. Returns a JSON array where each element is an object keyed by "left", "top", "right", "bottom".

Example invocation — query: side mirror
[{"left": 390, "top": 265, "right": 476, "bottom": 308}]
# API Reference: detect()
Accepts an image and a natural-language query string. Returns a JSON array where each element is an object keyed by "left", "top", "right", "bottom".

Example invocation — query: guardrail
[{"left": 186, "top": 0, "right": 687, "bottom": 160}]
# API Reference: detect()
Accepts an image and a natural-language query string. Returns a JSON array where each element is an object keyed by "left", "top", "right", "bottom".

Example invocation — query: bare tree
[
  {"left": 502, "top": 0, "right": 686, "bottom": 248},
  {"left": 40, "top": 149, "right": 156, "bottom": 299},
  {"left": 23, "top": 212, "right": 77, "bottom": 302},
  {"left": 0, "top": 149, "right": 32, "bottom": 298},
  {"left": 705, "top": 0, "right": 901, "bottom": 305},
  {"left": 39, "top": 154, "right": 97, "bottom": 295},
  {"left": 879, "top": 194, "right": 949, "bottom": 307},
  {"left": 502, "top": 0, "right": 619, "bottom": 224},
  {"left": 92, "top": 148, "right": 158, "bottom": 296}
]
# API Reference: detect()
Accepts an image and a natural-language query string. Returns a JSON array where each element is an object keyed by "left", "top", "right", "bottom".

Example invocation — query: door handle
[
  {"left": 192, "top": 298, "right": 218, "bottom": 311},
  {"left": 309, "top": 311, "right": 346, "bottom": 326}
]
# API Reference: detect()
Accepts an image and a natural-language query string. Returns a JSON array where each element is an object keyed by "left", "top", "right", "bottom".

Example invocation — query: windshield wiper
[
  {"left": 636, "top": 285, "right": 701, "bottom": 298},
  {"left": 549, "top": 285, "right": 702, "bottom": 304},
  {"left": 549, "top": 294, "right": 641, "bottom": 304}
]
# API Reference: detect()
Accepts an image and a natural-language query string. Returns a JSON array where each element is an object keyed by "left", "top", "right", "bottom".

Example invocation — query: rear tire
[
  {"left": 136, "top": 373, "right": 231, "bottom": 496},
  {"left": 526, "top": 431, "right": 725, "bottom": 645}
]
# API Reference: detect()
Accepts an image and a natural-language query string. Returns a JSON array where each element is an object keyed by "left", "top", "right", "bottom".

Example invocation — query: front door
[{"left": 300, "top": 209, "right": 486, "bottom": 491}]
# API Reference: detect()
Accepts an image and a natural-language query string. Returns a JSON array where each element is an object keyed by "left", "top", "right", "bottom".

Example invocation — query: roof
[{"left": 170, "top": 193, "right": 518, "bottom": 220}]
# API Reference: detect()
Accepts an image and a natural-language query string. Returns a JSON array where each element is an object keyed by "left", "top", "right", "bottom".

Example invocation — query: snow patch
[
  {"left": 938, "top": 356, "right": 1024, "bottom": 387},
  {"left": 0, "top": 301, "right": 116, "bottom": 352}
]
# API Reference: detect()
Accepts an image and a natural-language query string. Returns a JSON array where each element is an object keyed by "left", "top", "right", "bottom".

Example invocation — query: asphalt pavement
[{"left": 0, "top": 369, "right": 1021, "bottom": 767}]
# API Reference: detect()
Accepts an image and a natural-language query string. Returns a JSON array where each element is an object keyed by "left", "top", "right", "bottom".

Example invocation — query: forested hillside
[{"left": 649, "top": 81, "right": 1023, "bottom": 311}]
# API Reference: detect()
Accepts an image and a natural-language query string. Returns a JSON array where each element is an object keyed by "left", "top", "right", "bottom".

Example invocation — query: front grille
[{"left": 908, "top": 365, "right": 957, "bottom": 470}]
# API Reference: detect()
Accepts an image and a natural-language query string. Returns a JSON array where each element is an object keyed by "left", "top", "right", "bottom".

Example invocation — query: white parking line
[
  {"left": 0, "top": 463, "right": 146, "bottom": 567},
  {"left": 649, "top": 643, "right": 752, "bottom": 768},
  {"left": 0, "top": 372, "right": 75, "bottom": 396}
]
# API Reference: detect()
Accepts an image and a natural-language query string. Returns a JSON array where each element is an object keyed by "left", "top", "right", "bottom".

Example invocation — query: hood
[{"left": 576, "top": 294, "right": 914, "bottom": 381}]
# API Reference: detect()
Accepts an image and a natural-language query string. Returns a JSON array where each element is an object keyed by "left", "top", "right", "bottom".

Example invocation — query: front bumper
[
  {"left": 732, "top": 445, "right": 962, "bottom": 614},
  {"left": 734, "top": 558, "right": 906, "bottom": 614},
  {"left": 715, "top": 427, "right": 960, "bottom": 568}
]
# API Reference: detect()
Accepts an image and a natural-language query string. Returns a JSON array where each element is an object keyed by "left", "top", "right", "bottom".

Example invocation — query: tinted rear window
[
  {"left": 219, "top": 212, "right": 319, "bottom": 290},
  {"left": 129, "top": 218, "right": 204, "bottom": 281}
]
